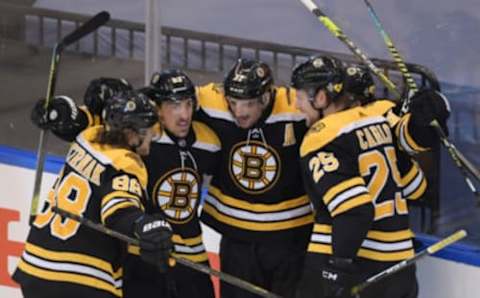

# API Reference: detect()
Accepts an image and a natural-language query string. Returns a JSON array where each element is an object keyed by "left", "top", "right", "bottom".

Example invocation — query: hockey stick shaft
[
  {"left": 52, "top": 207, "right": 282, "bottom": 298},
  {"left": 362, "top": 0, "right": 417, "bottom": 114},
  {"left": 30, "top": 11, "right": 111, "bottom": 224},
  {"left": 299, "top": 0, "right": 401, "bottom": 99},
  {"left": 351, "top": 229, "right": 467, "bottom": 296},
  {"left": 360, "top": 0, "right": 480, "bottom": 198}
]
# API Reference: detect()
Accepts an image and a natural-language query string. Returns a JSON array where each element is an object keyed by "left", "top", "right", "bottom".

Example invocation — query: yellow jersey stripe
[
  {"left": 208, "top": 186, "right": 310, "bottom": 212},
  {"left": 17, "top": 259, "right": 122, "bottom": 297},
  {"left": 408, "top": 178, "right": 427, "bottom": 200},
  {"left": 366, "top": 229, "right": 414, "bottom": 241},
  {"left": 331, "top": 194, "right": 372, "bottom": 217},
  {"left": 401, "top": 163, "right": 419, "bottom": 187},
  {"left": 307, "top": 243, "right": 332, "bottom": 254},
  {"left": 102, "top": 191, "right": 140, "bottom": 208},
  {"left": 172, "top": 252, "right": 209, "bottom": 263},
  {"left": 101, "top": 201, "right": 139, "bottom": 224},
  {"left": 399, "top": 115, "right": 429, "bottom": 153},
  {"left": 202, "top": 203, "right": 313, "bottom": 231},
  {"left": 324, "top": 177, "right": 366, "bottom": 205},
  {"left": 357, "top": 248, "right": 414, "bottom": 261},
  {"left": 25, "top": 242, "right": 116, "bottom": 274},
  {"left": 313, "top": 224, "right": 332, "bottom": 234},
  {"left": 172, "top": 234, "right": 203, "bottom": 246}
]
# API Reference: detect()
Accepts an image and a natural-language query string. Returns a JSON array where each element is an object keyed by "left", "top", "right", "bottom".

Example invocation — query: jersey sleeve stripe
[
  {"left": 406, "top": 178, "right": 427, "bottom": 200},
  {"left": 402, "top": 168, "right": 427, "bottom": 199},
  {"left": 397, "top": 114, "right": 429, "bottom": 154},
  {"left": 307, "top": 243, "right": 333, "bottom": 254},
  {"left": 101, "top": 201, "right": 140, "bottom": 224},
  {"left": 330, "top": 194, "right": 372, "bottom": 217},
  {"left": 357, "top": 248, "right": 414, "bottom": 261},
  {"left": 313, "top": 223, "right": 332, "bottom": 233},
  {"left": 326, "top": 185, "right": 370, "bottom": 212},
  {"left": 323, "top": 177, "right": 366, "bottom": 204},
  {"left": 366, "top": 229, "right": 414, "bottom": 241}
]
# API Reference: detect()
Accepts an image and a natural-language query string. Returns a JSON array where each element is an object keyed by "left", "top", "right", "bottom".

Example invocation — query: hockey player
[
  {"left": 13, "top": 92, "right": 174, "bottom": 298},
  {"left": 290, "top": 55, "right": 449, "bottom": 298},
  {"left": 29, "top": 72, "right": 218, "bottom": 298},
  {"left": 124, "top": 70, "right": 218, "bottom": 298},
  {"left": 344, "top": 65, "right": 428, "bottom": 202},
  {"left": 197, "top": 58, "right": 314, "bottom": 298}
]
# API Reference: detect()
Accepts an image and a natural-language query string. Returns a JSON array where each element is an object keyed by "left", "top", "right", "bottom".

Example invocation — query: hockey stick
[
  {"left": 51, "top": 206, "right": 282, "bottom": 298},
  {"left": 350, "top": 229, "right": 467, "bottom": 296},
  {"left": 29, "top": 11, "right": 111, "bottom": 224},
  {"left": 298, "top": 0, "right": 401, "bottom": 99},
  {"left": 362, "top": 0, "right": 418, "bottom": 113},
  {"left": 360, "top": 0, "right": 480, "bottom": 201}
]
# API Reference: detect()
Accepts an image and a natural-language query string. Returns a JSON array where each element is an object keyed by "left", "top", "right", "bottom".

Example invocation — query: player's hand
[
  {"left": 409, "top": 89, "right": 450, "bottom": 134},
  {"left": 321, "top": 257, "right": 360, "bottom": 298},
  {"left": 31, "top": 96, "right": 80, "bottom": 132},
  {"left": 134, "top": 214, "right": 173, "bottom": 273}
]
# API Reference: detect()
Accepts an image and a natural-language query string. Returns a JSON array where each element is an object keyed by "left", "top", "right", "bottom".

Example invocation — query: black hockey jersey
[
  {"left": 300, "top": 107, "right": 415, "bottom": 263},
  {"left": 141, "top": 121, "right": 220, "bottom": 263},
  {"left": 197, "top": 83, "right": 314, "bottom": 242},
  {"left": 13, "top": 126, "right": 148, "bottom": 297},
  {"left": 362, "top": 100, "right": 427, "bottom": 201}
]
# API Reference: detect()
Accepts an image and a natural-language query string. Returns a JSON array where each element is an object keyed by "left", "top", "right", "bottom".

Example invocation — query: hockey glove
[
  {"left": 321, "top": 257, "right": 360, "bottom": 298},
  {"left": 409, "top": 89, "right": 451, "bottom": 135},
  {"left": 134, "top": 214, "right": 174, "bottom": 273},
  {"left": 31, "top": 96, "right": 84, "bottom": 134}
]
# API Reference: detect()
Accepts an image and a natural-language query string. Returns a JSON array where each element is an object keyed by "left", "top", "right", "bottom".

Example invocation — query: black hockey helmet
[
  {"left": 147, "top": 69, "right": 196, "bottom": 105},
  {"left": 84, "top": 77, "right": 133, "bottom": 115},
  {"left": 344, "top": 65, "right": 376, "bottom": 104},
  {"left": 224, "top": 58, "right": 273, "bottom": 99},
  {"left": 102, "top": 91, "right": 158, "bottom": 132},
  {"left": 291, "top": 55, "right": 345, "bottom": 101}
]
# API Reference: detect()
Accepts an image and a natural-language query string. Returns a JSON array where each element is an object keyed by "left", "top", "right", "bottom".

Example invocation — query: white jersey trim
[
  {"left": 338, "top": 116, "right": 386, "bottom": 137},
  {"left": 76, "top": 134, "right": 112, "bottom": 165},
  {"left": 22, "top": 251, "right": 122, "bottom": 288},
  {"left": 201, "top": 107, "right": 235, "bottom": 122},
  {"left": 174, "top": 243, "right": 206, "bottom": 254},
  {"left": 205, "top": 194, "right": 312, "bottom": 222},
  {"left": 265, "top": 112, "right": 305, "bottom": 124},
  {"left": 192, "top": 141, "right": 221, "bottom": 152}
]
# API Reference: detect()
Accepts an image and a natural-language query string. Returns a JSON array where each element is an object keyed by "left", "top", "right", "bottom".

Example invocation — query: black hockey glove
[
  {"left": 31, "top": 96, "right": 84, "bottom": 134},
  {"left": 321, "top": 257, "right": 360, "bottom": 298},
  {"left": 409, "top": 89, "right": 451, "bottom": 135},
  {"left": 134, "top": 214, "right": 174, "bottom": 273}
]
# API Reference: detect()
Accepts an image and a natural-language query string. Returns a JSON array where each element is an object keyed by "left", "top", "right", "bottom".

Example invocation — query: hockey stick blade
[
  {"left": 59, "top": 11, "right": 110, "bottom": 51},
  {"left": 51, "top": 207, "right": 282, "bottom": 298},
  {"left": 351, "top": 230, "right": 467, "bottom": 296}
]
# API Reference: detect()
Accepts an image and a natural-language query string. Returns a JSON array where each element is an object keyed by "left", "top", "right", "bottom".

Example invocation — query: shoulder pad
[
  {"left": 79, "top": 127, "right": 148, "bottom": 188},
  {"left": 266, "top": 87, "right": 305, "bottom": 123},
  {"left": 362, "top": 99, "right": 396, "bottom": 117},
  {"left": 192, "top": 121, "right": 221, "bottom": 152},
  {"left": 300, "top": 107, "right": 386, "bottom": 157},
  {"left": 197, "top": 83, "right": 229, "bottom": 112}
]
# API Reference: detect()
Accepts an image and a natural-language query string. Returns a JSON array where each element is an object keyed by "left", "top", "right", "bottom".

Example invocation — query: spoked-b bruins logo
[
  {"left": 153, "top": 168, "right": 200, "bottom": 223},
  {"left": 229, "top": 140, "right": 281, "bottom": 194}
]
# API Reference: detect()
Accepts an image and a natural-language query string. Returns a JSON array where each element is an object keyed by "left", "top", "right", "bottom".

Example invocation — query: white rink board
[{"left": 0, "top": 158, "right": 479, "bottom": 297}]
